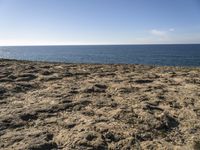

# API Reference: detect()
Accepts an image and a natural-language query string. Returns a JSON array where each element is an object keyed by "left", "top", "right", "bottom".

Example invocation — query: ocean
[{"left": 0, "top": 44, "right": 200, "bottom": 66}]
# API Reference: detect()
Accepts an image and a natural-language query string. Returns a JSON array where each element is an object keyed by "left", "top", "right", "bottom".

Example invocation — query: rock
[
  {"left": 94, "top": 84, "right": 107, "bottom": 89},
  {"left": 134, "top": 79, "right": 153, "bottom": 84},
  {"left": 73, "top": 100, "right": 91, "bottom": 111},
  {"left": 0, "top": 117, "right": 25, "bottom": 130},
  {"left": 143, "top": 104, "right": 164, "bottom": 112},
  {"left": 26, "top": 132, "right": 56, "bottom": 150},
  {"left": 84, "top": 84, "right": 107, "bottom": 93},
  {"left": 8, "top": 75, "right": 17, "bottom": 79},
  {"left": 85, "top": 132, "right": 98, "bottom": 141},
  {"left": 146, "top": 73, "right": 160, "bottom": 79},
  {"left": 94, "top": 99, "right": 117, "bottom": 109},
  {"left": 82, "top": 110, "right": 95, "bottom": 116},
  {"left": 77, "top": 131, "right": 108, "bottom": 150},
  {"left": 28, "top": 142, "right": 58, "bottom": 150},
  {"left": 11, "top": 83, "right": 35, "bottom": 93},
  {"left": 41, "top": 70, "right": 54, "bottom": 75},
  {"left": 60, "top": 99, "right": 73, "bottom": 104},
  {"left": 169, "top": 101, "right": 182, "bottom": 109},
  {"left": 69, "top": 90, "right": 79, "bottom": 94},
  {"left": 104, "top": 132, "right": 121, "bottom": 142},
  {"left": 156, "top": 114, "right": 179, "bottom": 131},
  {"left": 19, "top": 112, "right": 38, "bottom": 121},
  {"left": 16, "top": 73, "right": 37, "bottom": 81},
  {"left": 136, "top": 132, "right": 153, "bottom": 141},
  {"left": 0, "top": 78, "right": 14, "bottom": 82},
  {"left": 0, "top": 87, "right": 6, "bottom": 96},
  {"left": 113, "top": 109, "right": 138, "bottom": 124},
  {"left": 63, "top": 71, "right": 73, "bottom": 77},
  {"left": 98, "top": 72, "right": 116, "bottom": 77},
  {"left": 74, "top": 72, "right": 90, "bottom": 76},
  {"left": 65, "top": 123, "right": 76, "bottom": 129}
]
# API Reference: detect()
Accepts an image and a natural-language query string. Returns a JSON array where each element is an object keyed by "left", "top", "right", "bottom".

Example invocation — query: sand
[{"left": 0, "top": 59, "right": 200, "bottom": 150}]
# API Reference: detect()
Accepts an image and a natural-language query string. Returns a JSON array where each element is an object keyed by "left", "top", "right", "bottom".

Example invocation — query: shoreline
[
  {"left": 0, "top": 59, "right": 200, "bottom": 149},
  {"left": 1, "top": 58, "right": 199, "bottom": 68}
]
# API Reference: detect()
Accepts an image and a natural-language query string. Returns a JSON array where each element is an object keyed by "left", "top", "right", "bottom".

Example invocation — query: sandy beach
[{"left": 0, "top": 59, "right": 200, "bottom": 150}]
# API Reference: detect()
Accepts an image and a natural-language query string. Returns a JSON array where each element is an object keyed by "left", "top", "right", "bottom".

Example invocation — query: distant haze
[{"left": 0, "top": 0, "right": 200, "bottom": 45}]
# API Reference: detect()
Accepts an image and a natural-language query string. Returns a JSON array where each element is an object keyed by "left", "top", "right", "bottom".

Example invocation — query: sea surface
[{"left": 0, "top": 44, "right": 200, "bottom": 66}]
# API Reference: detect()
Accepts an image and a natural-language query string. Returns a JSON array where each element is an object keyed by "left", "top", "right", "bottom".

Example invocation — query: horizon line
[{"left": 0, "top": 43, "right": 200, "bottom": 46}]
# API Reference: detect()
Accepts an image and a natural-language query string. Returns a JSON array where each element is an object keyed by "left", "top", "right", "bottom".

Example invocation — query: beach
[{"left": 0, "top": 59, "right": 200, "bottom": 149}]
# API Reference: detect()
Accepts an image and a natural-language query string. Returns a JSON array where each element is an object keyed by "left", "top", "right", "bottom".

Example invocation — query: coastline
[{"left": 0, "top": 59, "right": 200, "bottom": 149}]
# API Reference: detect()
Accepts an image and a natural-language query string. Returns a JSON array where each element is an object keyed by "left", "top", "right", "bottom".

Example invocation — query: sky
[{"left": 0, "top": 0, "right": 200, "bottom": 45}]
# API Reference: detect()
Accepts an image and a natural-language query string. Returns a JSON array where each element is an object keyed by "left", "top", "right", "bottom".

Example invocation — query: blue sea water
[{"left": 0, "top": 44, "right": 200, "bottom": 66}]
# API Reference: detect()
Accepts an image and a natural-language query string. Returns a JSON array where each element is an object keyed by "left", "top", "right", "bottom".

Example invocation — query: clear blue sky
[{"left": 0, "top": 0, "right": 200, "bottom": 45}]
